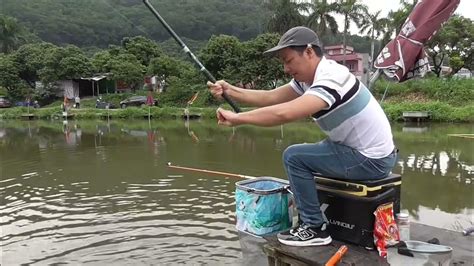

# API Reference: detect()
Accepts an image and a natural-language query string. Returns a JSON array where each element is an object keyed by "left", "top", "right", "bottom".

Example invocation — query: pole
[
  {"left": 167, "top": 162, "right": 255, "bottom": 179},
  {"left": 325, "top": 245, "right": 348, "bottom": 266},
  {"left": 142, "top": 0, "right": 240, "bottom": 113}
]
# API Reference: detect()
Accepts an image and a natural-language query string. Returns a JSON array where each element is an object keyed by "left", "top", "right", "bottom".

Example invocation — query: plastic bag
[{"left": 374, "top": 202, "right": 400, "bottom": 258}]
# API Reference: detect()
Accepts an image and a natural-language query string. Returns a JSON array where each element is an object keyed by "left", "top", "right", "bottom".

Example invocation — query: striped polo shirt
[{"left": 290, "top": 57, "right": 394, "bottom": 158}]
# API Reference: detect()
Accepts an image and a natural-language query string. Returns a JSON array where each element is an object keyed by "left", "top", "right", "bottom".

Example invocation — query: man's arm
[
  {"left": 208, "top": 81, "right": 300, "bottom": 107},
  {"left": 216, "top": 94, "right": 328, "bottom": 127}
]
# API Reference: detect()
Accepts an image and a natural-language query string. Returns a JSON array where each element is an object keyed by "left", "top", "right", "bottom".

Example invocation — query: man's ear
[{"left": 305, "top": 47, "right": 315, "bottom": 57}]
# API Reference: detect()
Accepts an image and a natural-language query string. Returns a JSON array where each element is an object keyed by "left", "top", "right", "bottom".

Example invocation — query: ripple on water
[{"left": 1, "top": 176, "right": 241, "bottom": 265}]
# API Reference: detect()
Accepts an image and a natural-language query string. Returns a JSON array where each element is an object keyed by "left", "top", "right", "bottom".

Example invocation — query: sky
[
  {"left": 360, "top": 0, "right": 472, "bottom": 19},
  {"left": 318, "top": 0, "right": 473, "bottom": 35}
]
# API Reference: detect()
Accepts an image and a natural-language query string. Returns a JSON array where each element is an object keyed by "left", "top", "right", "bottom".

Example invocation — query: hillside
[{"left": 2, "top": 0, "right": 269, "bottom": 47}]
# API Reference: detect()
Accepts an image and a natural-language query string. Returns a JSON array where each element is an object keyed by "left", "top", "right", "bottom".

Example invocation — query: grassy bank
[
  {"left": 0, "top": 102, "right": 472, "bottom": 122},
  {"left": 0, "top": 106, "right": 216, "bottom": 120},
  {"left": 382, "top": 102, "right": 473, "bottom": 122},
  {"left": 372, "top": 77, "right": 474, "bottom": 122},
  {"left": 1, "top": 77, "right": 472, "bottom": 122}
]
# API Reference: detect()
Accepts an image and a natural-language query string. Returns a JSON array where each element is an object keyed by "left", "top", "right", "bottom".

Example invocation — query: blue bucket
[{"left": 235, "top": 177, "right": 292, "bottom": 236}]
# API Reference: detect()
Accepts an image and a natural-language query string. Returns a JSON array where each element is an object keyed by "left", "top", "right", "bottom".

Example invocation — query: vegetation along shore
[{"left": 0, "top": 0, "right": 472, "bottom": 123}]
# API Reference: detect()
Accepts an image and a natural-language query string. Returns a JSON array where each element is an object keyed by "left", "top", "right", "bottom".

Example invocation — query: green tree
[
  {"left": 321, "top": 33, "right": 372, "bottom": 53},
  {"left": 121, "top": 36, "right": 163, "bottom": 66},
  {"left": 237, "top": 33, "right": 286, "bottom": 89},
  {"left": 335, "top": 0, "right": 368, "bottom": 65},
  {"left": 91, "top": 50, "right": 113, "bottom": 74},
  {"left": 39, "top": 45, "right": 93, "bottom": 83},
  {"left": 12, "top": 42, "right": 56, "bottom": 88},
  {"left": 381, "top": 1, "right": 415, "bottom": 47},
  {"left": 359, "top": 10, "right": 389, "bottom": 70},
  {"left": 0, "top": 54, "right": 21, "bottom": 92},
  {"left": 107, "top": 53, "right": 145, "bottom": 90},
  {"left": 264, "top": 0, "right": 308, "bottom": 34},
  {"left": 3, "top": 0, "right": 270, "bottom": 47},
  {"left": 148, "top": 55, "right": 193, "bottom": 82},
  {"left": 306, "top": 0, "right": 339, "bottom": 36},
  {"left": 199, "top": 35, "right": 243, "bottom": 81},
  {"left": 160, "top": 37, "right": 206, "bottom": 60},
  {"left": 427, "top": 16, "right": 474, "bottom": 76},
  {"left": 0, "top": 53, "right": 34, "bottom": 101},
  {"left": 92, "top": 43, "right": 156, "bottom": 90},
  {"left": 0, "top": 15, "right": 22, "bottom": 53}
]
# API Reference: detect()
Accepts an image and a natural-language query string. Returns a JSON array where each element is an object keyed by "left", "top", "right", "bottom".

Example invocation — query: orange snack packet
[{"left": 373, "top": 202, "right": 400, "bottom": 258}]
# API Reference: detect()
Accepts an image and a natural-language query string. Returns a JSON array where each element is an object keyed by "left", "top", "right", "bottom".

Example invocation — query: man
[{"left": 207, "top": 26, "right": 397, "bottom": 247}]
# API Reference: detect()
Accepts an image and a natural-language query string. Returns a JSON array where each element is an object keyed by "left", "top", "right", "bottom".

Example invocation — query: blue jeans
[{"left": 282, "top": 139, "right": 397, "bottom": 228}]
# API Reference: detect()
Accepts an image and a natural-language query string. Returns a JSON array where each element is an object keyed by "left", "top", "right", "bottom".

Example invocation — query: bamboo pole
[
  {"left": 447, "top": 134, "right": 474, "bottom": 139},
  {"left": 167, "top": 162, "right": 256, "bottom": 179}
]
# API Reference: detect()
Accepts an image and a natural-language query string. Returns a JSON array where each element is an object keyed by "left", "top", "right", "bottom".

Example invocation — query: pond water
[{"left": 1, "top": 119, "right": 472, "bottom": 265}]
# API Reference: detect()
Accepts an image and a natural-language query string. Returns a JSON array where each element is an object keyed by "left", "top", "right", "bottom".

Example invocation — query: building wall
[
  {"left": 324, "top": 46, "right": 370, "bottom": 86},
  {"left": 58, "top": 80, "right": 79, "bottom": 99}
]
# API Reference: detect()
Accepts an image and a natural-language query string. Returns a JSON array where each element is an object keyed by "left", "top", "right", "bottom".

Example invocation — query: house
[
  {"left": 57, "top": 79, "right": 80, "bottom": 100},
  {"left": 56, "top": 74, "right": 117, "bottom": 100},
  {"left": 144, "top": 75, "right": 165, "bottom": 92},
  {"left": 453, "top": 68, "right": 473, "bottom": 79},
  {"left": 430, "top": 65, "right": 452, "bottom": 77},
  {"left": 80, "top": 74, "right": 116, "bottom": 96},
  {"left": 324, "top": 45, "right": 370, "bottom": 85}
]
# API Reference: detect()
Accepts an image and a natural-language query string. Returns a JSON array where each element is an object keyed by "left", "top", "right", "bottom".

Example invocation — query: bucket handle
[{"left": 244, "top": 185, "right": 291, "bottom": 194}]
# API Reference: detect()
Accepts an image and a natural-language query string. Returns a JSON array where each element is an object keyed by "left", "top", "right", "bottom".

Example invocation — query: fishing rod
[
  {"left": 167, "top": 162, "right": 255, "bottom": 179},
  {"left": 142, "top": 0, "right": 241, "bottom": 113},
  {"left": 167, "top": 162, "right": 393, "bottom": 197}
]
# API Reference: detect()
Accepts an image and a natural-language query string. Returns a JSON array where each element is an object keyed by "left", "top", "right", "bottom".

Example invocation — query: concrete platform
[
  {"left": 182, "top": 114, "right": 201, "bottom": 120},
  {"left": 21, "top": 114, "right": 36, "bottom": 120},
  {"left": 263, "top": 236, "right": 387, "bottom": 266},
  {"left": 51, "top": 113, "right": 75, "bottom": 120},
  {"left": 403, "top": 111, "right": 431, "bottom": 122},
  {"left": 260, "top": 223, "right": 473, "bottom": 265}
]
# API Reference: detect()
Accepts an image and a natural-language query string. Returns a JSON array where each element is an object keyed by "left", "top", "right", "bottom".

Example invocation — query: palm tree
[
  {"left": 359, "top": 10, "right": 389, "bottom": 70},
  {"left": 335, "top": 0, "right": 368, "bottom": 66},
  {"left": 306, "top": 0, "right": 339, "bottom": 36},
  {"left": 0, "top": 15, "right": 22, "bottom": 53},
  {"left": 264, "top": 0, "right": 309, "bottom": 34},
  {"left": 381, "top": 0, "right": 416, "bottom": 47}
]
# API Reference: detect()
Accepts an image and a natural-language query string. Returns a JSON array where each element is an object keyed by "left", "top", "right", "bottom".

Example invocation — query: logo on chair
[{"left": 320, "top": 203, "right": 355, "bottom": 230}]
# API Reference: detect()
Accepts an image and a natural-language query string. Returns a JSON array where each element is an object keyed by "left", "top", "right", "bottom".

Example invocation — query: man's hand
[
  {"left": 207, "top": 80, "right": 231, "bottom": 100},
  {"left": 216, "top": 107, "right": 239, "bottom": 126}
]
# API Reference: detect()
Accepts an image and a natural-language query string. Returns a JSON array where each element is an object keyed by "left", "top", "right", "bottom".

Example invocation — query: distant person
[
  {"left": 207, "top": 26, "right": 397, "bottom": 247},
  {"left": 74, "top": 96, "right": 80, "bottom": 109},
  {"left": 63, "top": 96, "right": 68, "bottom": 112},
  {"left": 96, "top": 96, "right": 102, "bottom": 108},
  {"left": 146, "top": 91, "right": 154, "bottom": 106}
]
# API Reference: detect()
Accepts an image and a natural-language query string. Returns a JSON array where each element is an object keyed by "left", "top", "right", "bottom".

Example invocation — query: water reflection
[
  {"left": 402, "top": 122, "right": 430, "bottom": 133},
  {"left": 0, "top": 120, "right": 472, "bottom": 264}
]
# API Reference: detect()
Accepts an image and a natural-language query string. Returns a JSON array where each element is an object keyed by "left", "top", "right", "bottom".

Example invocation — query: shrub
[{"left": 373, "top": 77, "right": 474, "bottom": 105}]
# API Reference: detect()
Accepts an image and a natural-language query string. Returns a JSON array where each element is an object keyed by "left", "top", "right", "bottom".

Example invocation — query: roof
[
  {"left": 325, "top": 45, "right": 354, "bottom": 51},
  {"left": 81, "top": 73, "right": 111, "bottom": 81},
  {"left": 326, "top": 53, "right": 362, "bottom": 61},
  {"left": 91, "top": 75, "right": 107, "bottom": 81}
]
